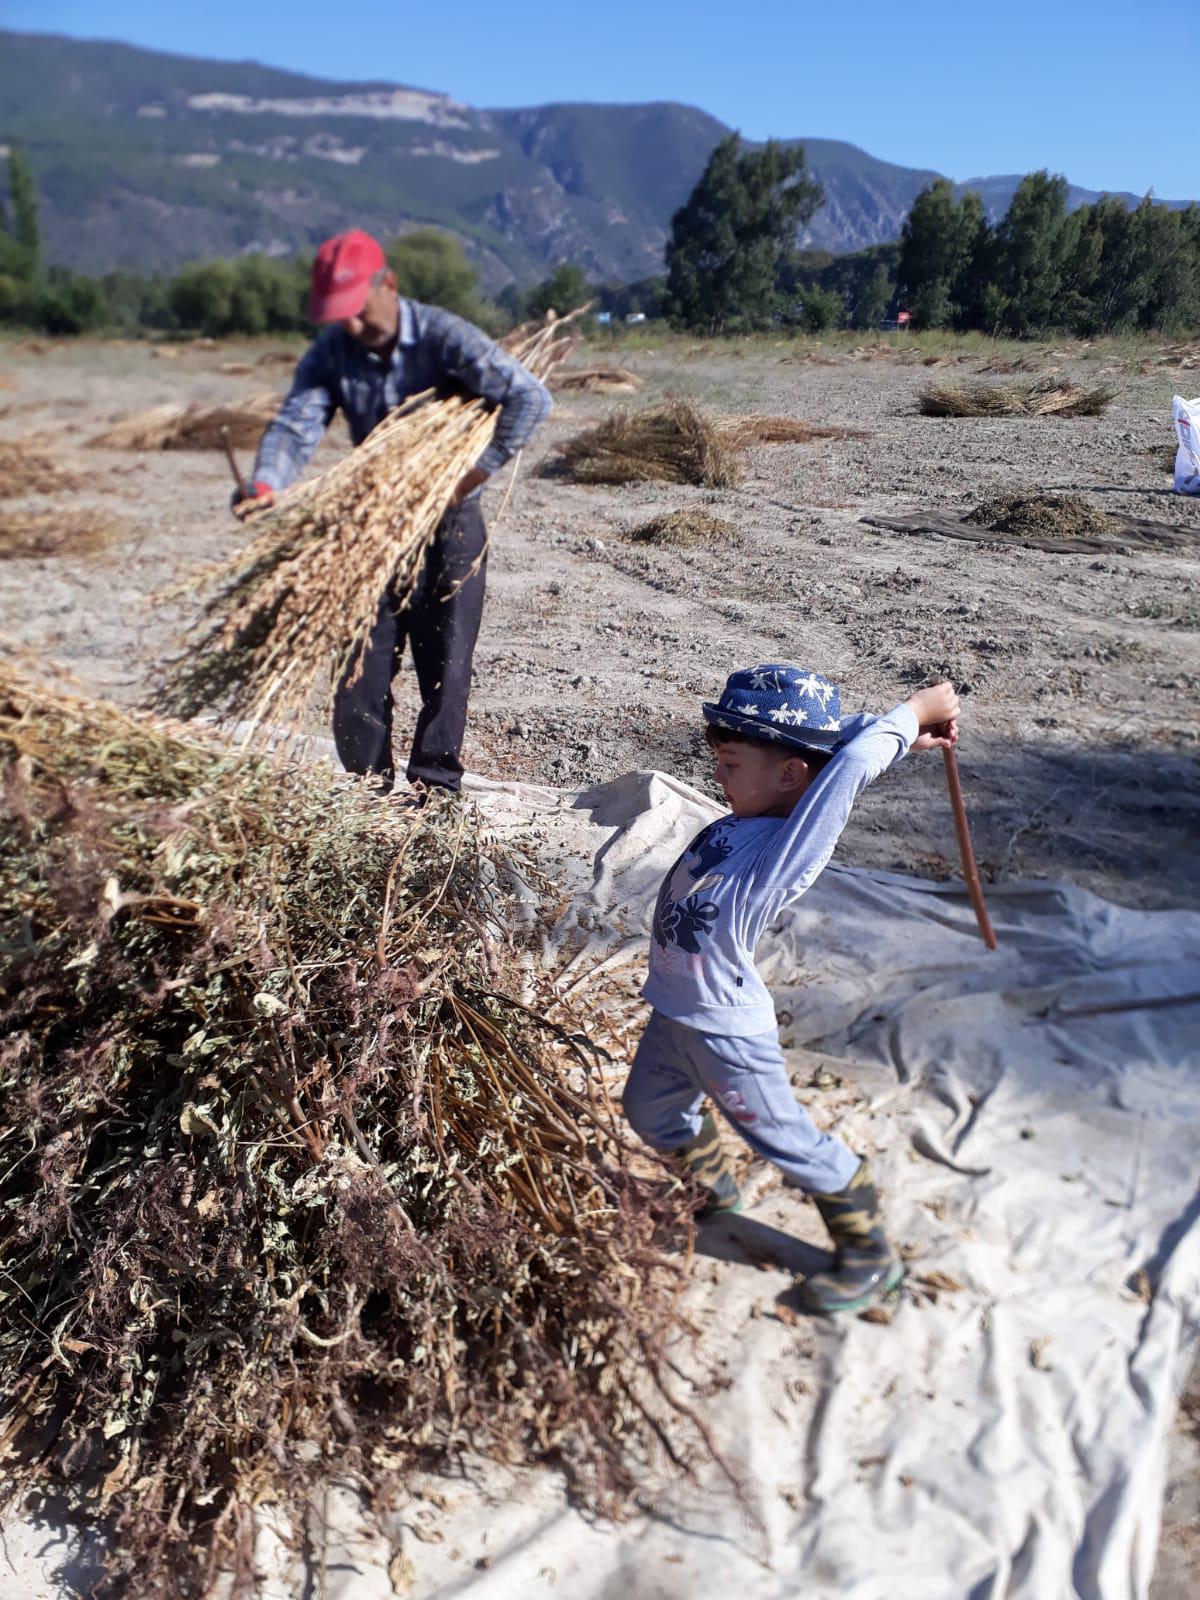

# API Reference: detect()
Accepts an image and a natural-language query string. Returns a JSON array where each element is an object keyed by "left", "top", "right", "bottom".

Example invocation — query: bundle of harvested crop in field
[
  {"left": 0, "top": 656, "right": 696, "bottom": 1598},
  {"left": 89, "top": 393, "right": 282, "bottom": 451},
  {"left": 717, "top": 414, "right": 863, "bottom": 447},
  {"left": 918, "top": 377, "right": 1115, "bottom": 418},
  {"left": 1022, "top": 379, "right": 1116, "bottom": 416},
  {"left": 0, "top": 507, "right": 126, "bottom": 559},
  {"left": 551, "top": 365, "right": 644, "bottom": 394},
  {"left": 0, "top": 437, "right": 79, "bottom": 499},
  {"left": 550, "top": 403, "right": 858, "bottom": 492},
  {"left": 549, "top": 398, "right": 740, "bottom": 487},
  {"left": 156, "top": 315, "right": 580, "bottom": 734}
]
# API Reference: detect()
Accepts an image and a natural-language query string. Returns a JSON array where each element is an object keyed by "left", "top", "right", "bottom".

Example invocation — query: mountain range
[{"left": 0, "top": 29, "right": 1191, "bottom": 288}]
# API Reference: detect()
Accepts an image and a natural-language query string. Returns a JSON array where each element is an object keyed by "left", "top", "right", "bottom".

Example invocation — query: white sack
[{"left": 1172, "top": 395, "right": 1200, "bottom": 494}]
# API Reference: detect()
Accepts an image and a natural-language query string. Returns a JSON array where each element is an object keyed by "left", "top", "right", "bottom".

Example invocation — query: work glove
[{"left": 231, "top": 481, "right": 275, "bottom": 520}]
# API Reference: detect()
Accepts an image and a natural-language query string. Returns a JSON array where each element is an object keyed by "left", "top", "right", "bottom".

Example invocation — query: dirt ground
[{"left": 1, "top": 328, "right": 1198, "bottom": 1592}]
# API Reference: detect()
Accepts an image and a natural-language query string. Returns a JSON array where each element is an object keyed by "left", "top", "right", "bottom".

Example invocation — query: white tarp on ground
[{"left": 7, "top": 769, "right": 1200, "bottom": 1600}]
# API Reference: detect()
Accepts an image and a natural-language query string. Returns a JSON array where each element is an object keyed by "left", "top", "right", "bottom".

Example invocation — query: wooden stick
[
  {"left": 220, "top": 425, "right": 249, "bottom": 501},
  {"left": 1034, "top": 990, "right": 1200, "bottom": 1022},
  {"left": 942, "top": 746, "right": 997, "bottom": 949}
]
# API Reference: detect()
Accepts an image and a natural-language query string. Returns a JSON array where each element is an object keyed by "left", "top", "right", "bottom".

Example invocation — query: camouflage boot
[
  {"left": 799, "top": 1159, "right": 902, "bottom": 1315},
  {"left": 673, "top": 1112, "right": 743, "bottom": 1218}
]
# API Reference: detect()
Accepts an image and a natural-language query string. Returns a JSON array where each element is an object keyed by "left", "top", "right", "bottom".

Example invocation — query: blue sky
[{"left": 5, "top": 0, "right": 1191, "bottom": 200}]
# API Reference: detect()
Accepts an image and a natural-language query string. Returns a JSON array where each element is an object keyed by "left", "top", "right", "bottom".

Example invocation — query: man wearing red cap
[{"left": 235, "top": 229, "right": 552, "bottom": 796}]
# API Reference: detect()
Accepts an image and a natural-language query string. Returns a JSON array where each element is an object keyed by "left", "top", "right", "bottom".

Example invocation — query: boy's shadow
[{"left": 691, "top": 1209, "right": 830, "bottom": 1282}]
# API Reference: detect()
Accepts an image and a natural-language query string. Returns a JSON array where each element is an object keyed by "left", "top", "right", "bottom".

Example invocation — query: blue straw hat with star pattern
[{"left": 702, "top": 664, "right": 847, "bottom": 754}]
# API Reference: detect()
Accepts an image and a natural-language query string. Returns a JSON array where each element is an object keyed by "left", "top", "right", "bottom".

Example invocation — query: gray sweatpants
[{"left": 623, "top": 1008, "right": 859, "bottom": 1196}]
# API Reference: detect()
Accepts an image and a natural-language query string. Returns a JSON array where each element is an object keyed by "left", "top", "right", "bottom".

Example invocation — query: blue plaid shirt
[{"left": 251, "top": 296, "right": 553, "bottom": 493}]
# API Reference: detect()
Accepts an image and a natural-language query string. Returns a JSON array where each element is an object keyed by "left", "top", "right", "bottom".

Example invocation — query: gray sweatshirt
[{"left": 642, "top": 704, "right": 919, "bottom": 1036}]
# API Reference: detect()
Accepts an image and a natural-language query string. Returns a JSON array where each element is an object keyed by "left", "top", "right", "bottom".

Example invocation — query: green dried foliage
[
  {"left": 626, "top": 510, "right": 735, "bottom": 548},
  {"left": 0, "top": 660, "right": 696, "bottom": 1597},
  {"left": 965, "top": 494, "right": 1114, "bottom": 538},
  {"left": 548, "top": 399, "right": 741, "bottom": 488},
  {"left": 918, "top": 378, "right": 1116, "bottom": 418}
]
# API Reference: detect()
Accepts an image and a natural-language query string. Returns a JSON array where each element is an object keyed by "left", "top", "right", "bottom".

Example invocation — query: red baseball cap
[{"left": 309, "top": 230, "right": 387, "bottom": 323}]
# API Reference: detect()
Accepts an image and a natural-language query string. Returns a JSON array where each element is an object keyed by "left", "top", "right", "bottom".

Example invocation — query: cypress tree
[
  {"left": 993, "top": 171, "right": 1070, "bottom": 334},
  {"left": 897, "top": 181, "right": 991, "bottom": 330},
  {"left": 665, "top": 135, "right": 823, "bottom": 334},
  {"left": 7, "top": 147, "right": 41, "bottom": 279}
]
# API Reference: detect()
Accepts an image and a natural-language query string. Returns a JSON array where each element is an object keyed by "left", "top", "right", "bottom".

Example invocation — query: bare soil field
[
  {"left": 2, "top": 331, "right": 1196, "bottom": 908},
  {"left": 1, "top": 327, "right": 1197, "bottom": 1592}
]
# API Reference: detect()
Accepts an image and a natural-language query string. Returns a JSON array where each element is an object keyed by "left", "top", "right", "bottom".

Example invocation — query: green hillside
[{"left": 0, "top": 29, "right": 1190, "bottom": 284}]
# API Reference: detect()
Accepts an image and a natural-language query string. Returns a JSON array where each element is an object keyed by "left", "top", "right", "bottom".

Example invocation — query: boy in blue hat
[{"left": 623, "top": 666, "right": 960, "bottom": 1315}]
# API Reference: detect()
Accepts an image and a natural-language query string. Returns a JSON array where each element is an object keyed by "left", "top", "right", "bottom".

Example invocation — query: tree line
[
  {"left": 3, "top": 138, "right": 1197, "bottom": 340},
  {"left": 663, "top": 136, "right": 1200, "bottom": 336},
  {"left": 894, "top": 174, "right": 1200, "bottom": 335}
]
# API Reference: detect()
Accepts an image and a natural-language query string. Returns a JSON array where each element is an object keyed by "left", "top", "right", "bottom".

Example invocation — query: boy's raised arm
[
  {"left": 754, "top": 704, "right": 919, "bottom": 894},
  {"left": 755, "top": 683, "right": 960, "bottom": 897}
]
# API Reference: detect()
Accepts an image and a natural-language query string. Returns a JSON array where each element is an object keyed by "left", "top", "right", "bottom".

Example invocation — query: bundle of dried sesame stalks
[
  {"left": 157, "top": 314, "right": 580, "bottom": 735},
  {"left": 0, "top": 653, "right": 697, "bottom": 1597}
]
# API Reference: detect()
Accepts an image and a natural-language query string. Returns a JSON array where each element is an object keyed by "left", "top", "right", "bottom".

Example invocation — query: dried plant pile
[
  {"left": 626, "top": 509, "right": 734, "bottom": 548},
  {"left": 0, "top": 658, "right": 695, "bottom": 1597},
  {"left": 0, "top": 508, "right": 126, "bottom": 559},
  {"left": 157, "top": 317, "right": 578, "bottom": 733},
  {"left": 919, "top": 378, "right": 1115, "bottom": 418},
  {"left": 552, "top": 366, "right": 644, "bottom": 394},
  {"left": 0, "top": 438, "right": 79, "bottom": 499},
  {"left": 965, "top": 493, "right": 1114, "bottom": 539},
  {"left": 89, "top": 393, "right": 282, "bottom": 452},
  {"left": 549, "top": 399, "right": 741, "bottom": 488}
]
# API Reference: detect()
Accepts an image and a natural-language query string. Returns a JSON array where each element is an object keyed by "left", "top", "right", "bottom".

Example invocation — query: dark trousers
[{"left": 332, "top": 500, "right": 486, "bottom": 792}]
